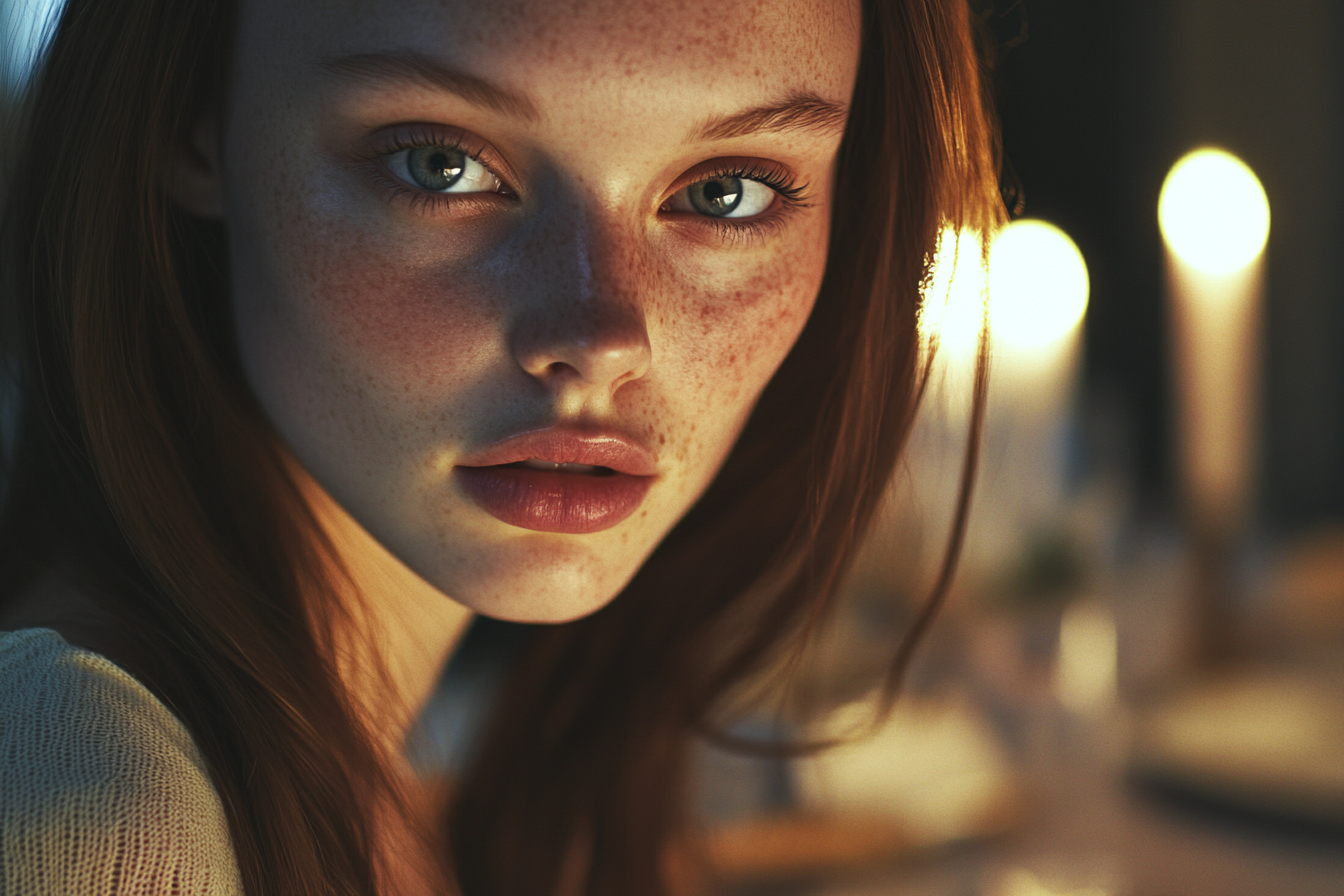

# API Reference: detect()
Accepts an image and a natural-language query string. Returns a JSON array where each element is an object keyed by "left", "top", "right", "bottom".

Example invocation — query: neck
[{"left": 294, "top": 463, "right": 474, "bottom": 757}]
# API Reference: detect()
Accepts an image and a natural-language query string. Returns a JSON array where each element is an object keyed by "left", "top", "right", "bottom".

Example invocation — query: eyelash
[
  {"left": 674, "top": 161, "right": 811, "bottom": 244},
  {"left": 702, "top": 161, "right": 809, "bottom": 206},
  {"left": 363, "top": 126, "right": 509, "bottom": 213},
  {"left": 363, "top": 128, "right": 810, "bottom": 241}
]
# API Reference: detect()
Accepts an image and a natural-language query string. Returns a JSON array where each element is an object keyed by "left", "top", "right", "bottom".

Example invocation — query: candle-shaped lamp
[
  {"left": 918, "top": 222, "right": 1089, "bottom": 580},
  {"left": 988, "top": 220, "right": 1090, "bottom": 414},
  {"left": 1159, "top": 148, "right": 1269, "bottom": 664},
  {"left": 980, "top": 221, "right": 1090, "bottom": 575}
]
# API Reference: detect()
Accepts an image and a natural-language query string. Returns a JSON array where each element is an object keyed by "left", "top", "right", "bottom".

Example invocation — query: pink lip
[{"left": 456, "top": 428, "right": 657, "bottom": 534}]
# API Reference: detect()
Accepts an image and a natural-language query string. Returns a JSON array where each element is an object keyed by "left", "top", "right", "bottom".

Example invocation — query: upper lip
[{"left": 456, "top": 427, "right": 658, "bottom": 477}]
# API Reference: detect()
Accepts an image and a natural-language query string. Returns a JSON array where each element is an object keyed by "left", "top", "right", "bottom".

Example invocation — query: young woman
[{"left": 0, "top": 0, "right": 1001, "bottom": 893}]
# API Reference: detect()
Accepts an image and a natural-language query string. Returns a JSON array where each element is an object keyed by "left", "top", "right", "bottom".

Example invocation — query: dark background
[{"left": 989, "top": 0, "right": 1344, "bottom": 531}]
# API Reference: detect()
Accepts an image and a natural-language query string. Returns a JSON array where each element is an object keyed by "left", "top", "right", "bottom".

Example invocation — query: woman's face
[{"left": 218, "top": 0, "right": 860, "bottom": 622}]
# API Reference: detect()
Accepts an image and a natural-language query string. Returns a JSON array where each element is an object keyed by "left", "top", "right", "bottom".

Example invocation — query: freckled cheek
[
  {"left": 275, "top": 220, "right": 509, "bottom": 405},
  {"left": 658, "top": 225, "right": 828, "bottom": 408},
  {"left": 643, "top": 221, "right": 828, "bottom": 480}
]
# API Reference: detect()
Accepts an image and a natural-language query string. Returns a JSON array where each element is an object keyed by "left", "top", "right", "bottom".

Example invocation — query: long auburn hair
[{"left": 0, "top": 1, "right": 1002, "bottom": 894}]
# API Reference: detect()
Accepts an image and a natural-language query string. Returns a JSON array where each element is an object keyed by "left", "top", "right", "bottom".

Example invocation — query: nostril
[{"left": 511, "top": 312, "right": 652, "bottom": 389}]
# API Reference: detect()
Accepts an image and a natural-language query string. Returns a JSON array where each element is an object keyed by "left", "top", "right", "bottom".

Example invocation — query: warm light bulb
[
  {"left": 1159, "top": 148, "right": 1269, "bottom": 275},
  {"left": 988, "top": 220, "right": 1089, "bottom": 352}
]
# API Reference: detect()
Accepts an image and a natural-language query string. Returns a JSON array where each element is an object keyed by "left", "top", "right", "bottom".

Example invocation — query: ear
[{"left": 166, "top": 117, "right": 226, "bottom": 219}]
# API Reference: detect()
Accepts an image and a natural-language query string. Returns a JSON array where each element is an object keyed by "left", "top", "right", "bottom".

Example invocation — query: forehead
[{"left": 233, "top": 0, "right": 861, "bottom": 115}]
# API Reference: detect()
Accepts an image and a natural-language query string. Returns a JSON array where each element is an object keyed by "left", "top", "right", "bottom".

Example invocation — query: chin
[{"left": 421, "top": 532, "right": 650, "bottom": 625}]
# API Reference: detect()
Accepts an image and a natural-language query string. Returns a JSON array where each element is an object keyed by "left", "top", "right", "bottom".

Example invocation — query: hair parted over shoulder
[{"left": 0, "top": 1, "right": 1003, "bottom": 894}]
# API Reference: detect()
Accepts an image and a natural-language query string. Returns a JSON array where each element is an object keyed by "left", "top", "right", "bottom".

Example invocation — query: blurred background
[
  {"left": 427, "top": 2, "right": 1344, "bottom": 891},
  {"left": 659, "top": 2, "right": 1344, "bottom": 893},
  {"left": 6, "top": 0, "right": 1344, "bottom": 893}
]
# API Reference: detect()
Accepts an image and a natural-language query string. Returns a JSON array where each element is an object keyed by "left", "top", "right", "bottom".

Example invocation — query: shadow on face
[{"left": 197, "top": 0, "right": 861, "bottom": 622}]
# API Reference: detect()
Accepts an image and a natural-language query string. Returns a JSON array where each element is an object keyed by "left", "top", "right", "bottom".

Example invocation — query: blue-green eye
[
  {"left": 388, "top": 145, "right": 502, "bottom": 194},
  {"left": 670, "top": 175, "right": 777, "bottom": 219},
  {"left": 691, "top": 177, "right": 743, "bottom": 215}
]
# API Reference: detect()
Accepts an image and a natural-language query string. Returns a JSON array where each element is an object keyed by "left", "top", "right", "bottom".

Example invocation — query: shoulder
[{"left": 0, "top": 629, "right": 244, "bottom": 896}]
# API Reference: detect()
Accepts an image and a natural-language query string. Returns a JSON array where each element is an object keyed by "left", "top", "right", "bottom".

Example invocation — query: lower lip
[{"left": 456, "top": 466, "right": 654, "bottom": 534}]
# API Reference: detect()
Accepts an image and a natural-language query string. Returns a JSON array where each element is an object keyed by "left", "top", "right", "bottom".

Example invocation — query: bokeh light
[
  {"left": 988, "top": 220, "right": 1090, "bottom": 352},
  {"left": 1158, "top": 148, "right": 1270, "bottom": 275},
  {"left": 921, "top": 222, "right": 1089, "bottom": 358},
  {"left": 1054, "top": 602, "right": 1118, "bottom": 715}
]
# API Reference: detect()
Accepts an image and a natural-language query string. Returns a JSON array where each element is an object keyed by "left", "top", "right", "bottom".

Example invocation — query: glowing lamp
[
  {"left": 1161, "top": 147, "right": 1269, "bottom": 664},
  {"left": 918, "top": 220, "right": 1089, "bottom": 582},
  {"left": 1159, "top": 148, "right": 1269, "bottom": 275},
  {"left": 988, "top": 220, "right": 1090, "bottom": 353}
]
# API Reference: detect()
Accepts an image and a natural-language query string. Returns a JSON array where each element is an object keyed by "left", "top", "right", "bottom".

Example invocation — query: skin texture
[
  {"left": 171, "top": 0, "right": 860, "bottom": 761},
  {"left": 167, "top": 1, "right": 864, "bottom": 889}
]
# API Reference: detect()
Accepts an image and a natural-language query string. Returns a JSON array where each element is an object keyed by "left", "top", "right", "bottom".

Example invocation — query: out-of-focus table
[{"left": 727, "top": 707, "right": 1344, "bottom": 896}]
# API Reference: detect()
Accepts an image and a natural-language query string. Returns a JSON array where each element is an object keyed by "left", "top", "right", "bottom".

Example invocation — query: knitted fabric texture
[{"left": 0, "top": 628, "right": 243, "bottom": 895}]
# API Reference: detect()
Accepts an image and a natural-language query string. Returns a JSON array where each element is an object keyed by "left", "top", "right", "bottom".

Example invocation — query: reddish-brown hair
[{"left": 0, "top": 1, "right": 1001, "bottom": 894}]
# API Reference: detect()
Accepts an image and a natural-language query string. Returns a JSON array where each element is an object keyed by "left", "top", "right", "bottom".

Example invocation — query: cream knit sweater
[{"left": 0, "top": 628, "right": 243, "bottom": 895}]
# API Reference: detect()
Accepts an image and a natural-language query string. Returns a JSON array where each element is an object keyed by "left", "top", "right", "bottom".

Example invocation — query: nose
[{"left": 510, "top": 213, "right": 652, "bottom": 403}]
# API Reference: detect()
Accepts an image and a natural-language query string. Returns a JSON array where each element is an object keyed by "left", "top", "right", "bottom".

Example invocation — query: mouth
[
  {"left": 505, "top": 459, "right": 618, "bottom": 476},
  {"left": 456, "top": 430, "right": 657, "bottom": 534}
]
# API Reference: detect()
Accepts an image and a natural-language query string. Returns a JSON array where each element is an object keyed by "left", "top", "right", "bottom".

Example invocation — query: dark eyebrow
[
  {"left": 316, "top": 50, "right": 539, "bottom": 122},
  {"left": 695, "top": 92, "right": 850, "bottom": 141}
]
